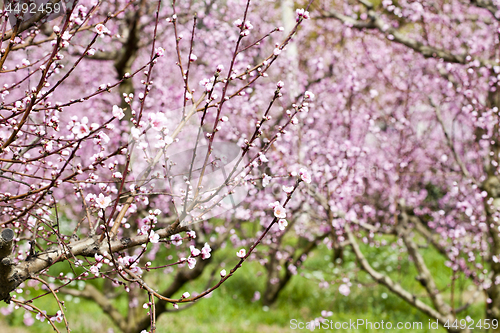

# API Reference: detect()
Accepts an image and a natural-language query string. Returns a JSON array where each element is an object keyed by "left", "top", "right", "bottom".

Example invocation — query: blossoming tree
[
  {"left": 0, "top": 0, "right": 314, "bottom": 331},
  {"left": 255, "top": 0, "right": 500, "bottom": 332},
  {"left": 196, "top": 1, "right": 500, "bottom": 333},
  {"left": 3, "top": 0, "right": 500, "bottom": 332}
]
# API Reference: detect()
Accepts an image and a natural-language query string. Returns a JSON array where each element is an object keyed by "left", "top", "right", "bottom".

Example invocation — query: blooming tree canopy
[{"left": 1, "top": 0, "right": 500, "bottom": 332}]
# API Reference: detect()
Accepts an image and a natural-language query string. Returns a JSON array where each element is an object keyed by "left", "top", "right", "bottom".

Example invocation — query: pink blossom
[
  {"left": 304, "top": 90, "right": 315, "bottom": 100},
  {"left": 299, "top": 168, "right": 312, "bottom": 183},
  {"left": 237, "top": 249, "right": 246, "bottom": 258},
  {"left": 95, "top": 24, "right": 109, "bottom": 35},
  {"left": 50, "top": 310, "right": 63, "bottom": 323},
  {"left": 149, "top": 230, "right": 159, "bottom": 243},
  {"left": 262, "top": 174, "right": 272, "bottom": 187},
  {"left": 90, "top": 264, "right": 101, "bottom": 276},
  {"left": 273, "top": 204, "right": 286, "bottom": 219},
  {"left": 131, "top": 127, "right": 142, "bottom": 140},
  {"left": 61, "top": 31, "right": 72, "bottom": 40},
  {"left": 244, "top": 21, "right": 253, "bottom": 30},
  {"left": 72, "top": 122, "right": 90, "bottom": 138},
  {"left": 35, "top": 310, "right": 47, "bottom": 322},
  {"left": 199, "top": 78, "right": 213, "bottom": 91},
  {"left": 96, "top": 193, "right": 111, "bottom": 209},
  {"left": 164, "top": 136, "right": 173, "bottom": 145},
  {"left": 268, "top": 201, "right": 280, "bottom": 209},
  {"left": 278, "top": 219, "right": 288, "bottom": 230},
  {"left": 0, "top": 305, "right": 13, "bottom": 316},
  {"left": 148, "top": 112, "right": 167, "bottom": 131},
  {"left": 140, "top": 224, "right": 151, "bottom": 235},
  {"left": 220, "top": 269, "right": 227, "bottom": 277},
  {"left": 187, "top": 257, "right": 196, "bottom": 269},
  {"left": 112, "top": 105, "right": 125, "bottom": 120},
  {"left": 85, "top": 193, "right": 96, "bottom": 202},
  {"left": 97, "top": 131, "right": 110, "bottom": 144},
  {"left": 190, "top": 245, "right": 201, "bottom": 257},
  {"left": 27, "top": 216, "right": 36, "bottom": 227},
  {"left": 338, "top": 284, "right": 350, "bottom": 296},
  {"left": 182, "top": 292, "right": 190, "bottom": 298},
  {"left": 296, "top": 8, "right": 310, "bottom": 21},
  {"left": 171, "top": 234, "right": 182, "bottom": 246},
  {"left": 201, "top": 243, "right": 212, "bottom": 259},
  {"left": 251, "top": 291, "right": 261, "bottom": 302},
  {"left": 23, "top": 313, "right": 34, "bottom": 326},
  {"left": 155, "top": 47, "right": 165, "bottom": 57},
  {"left": 321, "top": 310, "right": 333, "bottom": 318}
]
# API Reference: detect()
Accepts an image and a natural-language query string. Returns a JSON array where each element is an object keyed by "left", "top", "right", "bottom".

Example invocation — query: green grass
[{"left": 0, "top": 234, "right": 487, "bottom": 333}]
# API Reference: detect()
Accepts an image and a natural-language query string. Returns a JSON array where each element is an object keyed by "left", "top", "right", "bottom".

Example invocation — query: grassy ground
[{"left": 0, "top": 235, "right": 487, "bottom": 333}]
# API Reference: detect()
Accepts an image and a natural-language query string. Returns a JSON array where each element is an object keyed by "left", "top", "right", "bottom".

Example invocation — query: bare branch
[
  {"left": 412, "top": 216, "right": 448, "bottom": 257},
  {"left": 400, "top": 213, "right": 453, "bottom": 317},
  {"left": 344, "top": 223, "right": 455, "bottom": 326}
]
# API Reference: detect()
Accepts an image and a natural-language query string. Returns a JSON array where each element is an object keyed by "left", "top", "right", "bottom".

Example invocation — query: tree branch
[
  {"left": 344, "top": 223, "right": 456, "bottom": 327},
  {"left": 318, "top": 8, "right": 478, "bottom": 65},
  {"left": 0, "top": 220, "right": 187, "bottom": 302},
  {"left": 400, "top": 212, "right": 453, "bottom": 317}
]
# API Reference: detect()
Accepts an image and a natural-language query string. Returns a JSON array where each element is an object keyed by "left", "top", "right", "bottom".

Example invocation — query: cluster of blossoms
[
  {"left": 168, "top": 231, "right": 211, "bottom": 270},
  {"left": 234, "top": 18, "right": 254, "bottom": 36},
  {"left": 0, "top": 0, "right": 404, "bottom": 330},
  {"left": 295, "top": 8, "right": 310, "bottom": 21},
  {"left": 88, "top": 252, "right": 144, "bottom": 278},
  {"left": 183, "top": 242, "right": 212, "bottom": 269},
  {"left": 4, "top": 0, "right": 468, "bottom": 331}
]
